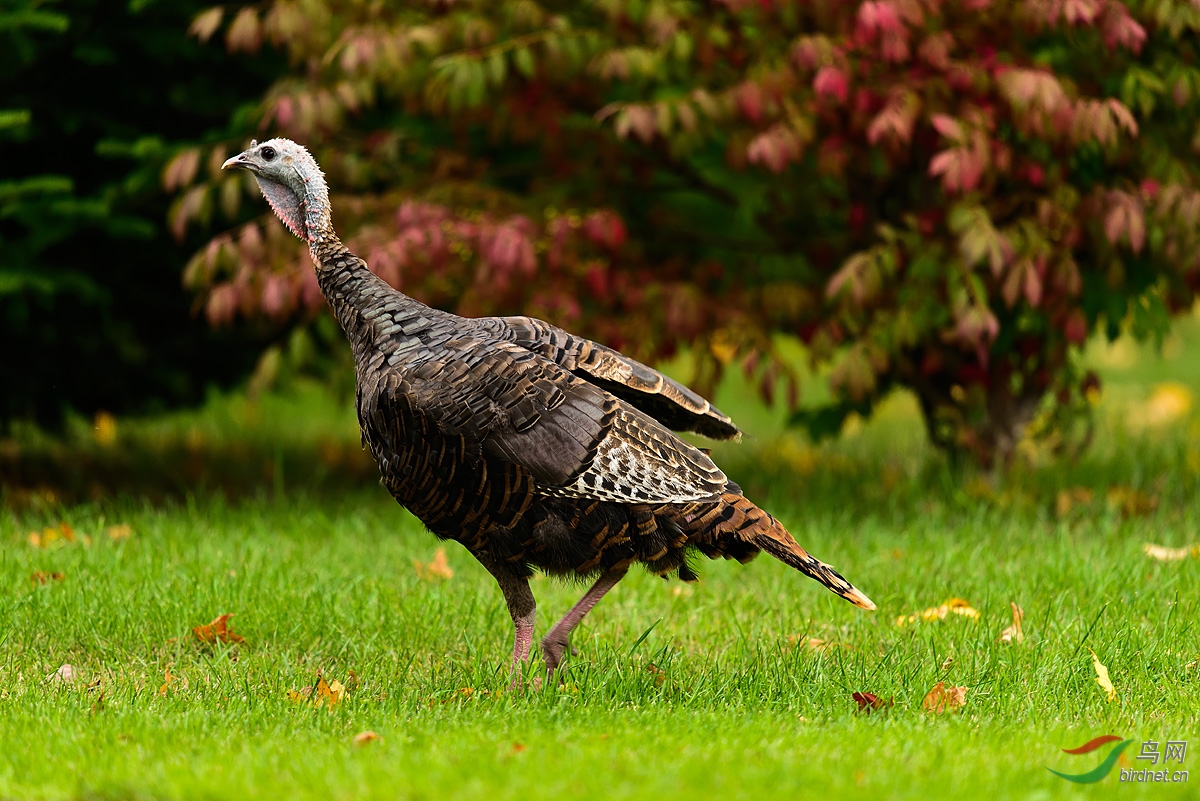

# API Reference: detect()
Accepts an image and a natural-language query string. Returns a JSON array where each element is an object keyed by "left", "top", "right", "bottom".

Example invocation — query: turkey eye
[{"left": 261, "top": 146, "right": 277, "bottom": 161}]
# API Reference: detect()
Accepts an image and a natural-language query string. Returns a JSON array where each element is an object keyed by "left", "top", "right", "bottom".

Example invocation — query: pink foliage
[{"left": 813, "top": 66, "right": 849, "bottom": 104}]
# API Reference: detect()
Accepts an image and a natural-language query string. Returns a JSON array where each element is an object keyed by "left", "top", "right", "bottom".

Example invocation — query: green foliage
[
  {"left": 177, "top": 0, "right": 1200, "bottom": 465},
  {"left": 0, "top": 0, "right": 284, "bottom": 429}
]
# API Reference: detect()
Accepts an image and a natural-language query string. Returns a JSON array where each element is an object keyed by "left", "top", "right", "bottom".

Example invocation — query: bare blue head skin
[{"left": 221, "top": 138, "right": 331, "bottom": 245}]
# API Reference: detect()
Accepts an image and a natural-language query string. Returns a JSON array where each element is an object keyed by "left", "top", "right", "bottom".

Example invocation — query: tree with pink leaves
[{"left": 172, "top": 0, "right": 1200, "bottom": 465}]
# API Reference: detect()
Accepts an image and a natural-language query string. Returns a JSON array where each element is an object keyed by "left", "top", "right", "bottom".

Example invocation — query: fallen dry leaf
[
  {"left": 93, "top": 411, "right": 118, "bottom": 446},
  {"left": 28, "top": 522, "right": 78, "bottom": 549},
  {"left": 287, "top": 686, "right": 314, "bottom": 704},
  {"left": 1106, "top": 486, "right": 1159, "bottom": 518},
  {"left": 852, "top": 691, "right": 893, "bottom": 714},
  {"left": 192, "top": 613, "right": 245, "bottom": 645},
  {"left": 106, "top": 524, "right": 132, "bottom": 541},
  {"left": 922, "top": 681, "right": 968, "bottom": 713},
  {"left": 1089, "top": 649, "right": 1117, "bottom": 702},
  {"left": 646, "top": 663, "right": 667, "bottom": 687},
  {"left": 1055, "top": 487, "right": 1095, "bottom": 517},
  {"left": 31, "top": 571, "right": 64, "bottom": 585},
  {"left": 1144, "top": 543, "right": 1198, "bottom": 562},
  {"left": 895, "top": 597, "right": 980, "bottom": 627},
  {"left": 315, "top": 676, "right": 346, "bottom": 711},
  {"left": 788, "top": 635, "right": 844, "bottom": 652},
  {"left": 159, "top": 665, "right": 174, "bottom": 696},
  {"left": 414, "top": 548, "right": 454, "bottom": 581},
  {"left": 999, "top": 602, "right": 1025, "bottom": 644},
  {"left": 353, "top": 731, "right": 380, "bottom": 746},
  {"left": 1129, "top": 382, "right": 1194, "bottom": 428}
]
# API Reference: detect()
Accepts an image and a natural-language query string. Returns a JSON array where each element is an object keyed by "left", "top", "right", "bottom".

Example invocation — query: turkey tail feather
[
  {"left": 688, "top": 493, "right": 875, "bottom": 611},
  {"left": 753, "top": 523, "right": 876, "bottom": 610}
]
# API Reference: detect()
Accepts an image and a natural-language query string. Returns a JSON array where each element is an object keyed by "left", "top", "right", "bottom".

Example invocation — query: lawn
[{"left": 2, "top": 317, "right": 1199, "bottom": 800}]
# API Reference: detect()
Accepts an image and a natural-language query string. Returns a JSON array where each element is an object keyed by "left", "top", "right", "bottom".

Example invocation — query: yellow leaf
[
  {"left": 28, "top": 522, "right": 78, "bottom": 549},
  {"left": 287, "top": 686, "right": 313, "bottom": 704},
  {"left": 998, "top": 602, "right": 1025, "bottom": 644},
  {"left": 414, "top": 548, "right": 454, "bottom": 581},
  {"left": 311, "top": 676, "right": 346, "bottom": 711},
  {"left": 106, "top": 524, "right": 133, "bottom": 541},
  {"left": 1089, "top": 649, "right": 1117, "bottom": 702},
  {"left": 895, "top": 597, "right": 980, "bottom": 627},
  {"left": 1129, "top": 382, "right": 1193, "bottom": 428},
  {"left": 93, "top": 411, "right": 118, "bottom": 446},
  {"left": 922, "top": 681, "right": 968, "bottom": 713},
  {"left": 353, "top": 731, "right": 380, "bottom": 746},
  {"left": 1144, "top": 542, "right": 1198, "bottom": 561}
]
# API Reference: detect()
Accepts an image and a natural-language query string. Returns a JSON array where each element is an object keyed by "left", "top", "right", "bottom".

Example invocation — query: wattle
[{"left": 255, "top": 175, "right": 308, "bottom": 241}]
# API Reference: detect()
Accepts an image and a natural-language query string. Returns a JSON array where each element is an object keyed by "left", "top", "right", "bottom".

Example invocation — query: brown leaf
[
  {"left": 353, "top": 731, "right": 380, "bottom": 746},
  {"left": 998, "top": 602, "right": 1025, "bottom": 644},
  {"left": 414, "top": 548, "right": 454, "bottom": 581},
  {"left": 1089, "top": 649, "right": 1117, "bottom": 702},
  {"left": 1144, "top": 543, "right": 1198, "bottom": 561},
  {"left": 922, "top": 681, "right": 968, "bottom": 713},
  {"left": 192, "top": 613, "right": 245, "bottom": 645},
  {"left": 646, "top": 663, "right": 667, "bottom": 687},
  {"left": 31, "top": 571, "right": 64, "bottom": 585},
  {"left": 1106, "top": 486, "right": 1158, "bottom": 518},
  {"left": 158, "top": 665, "right": 174, "bottom": 696},
  {"left": 852, "top": 691, "right": 893, "bottom": 713},
  {"left": 1055, "top": 487, "right": 1094, "bottom": 517},
  {"left": 788, "top": 635, "right": 852, "bottom": 653}
]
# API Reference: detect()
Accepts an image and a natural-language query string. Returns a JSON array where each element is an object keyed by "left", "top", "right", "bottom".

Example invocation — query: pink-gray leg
[
  {"left": 542, "top": 567, "right": 628, "bottom": 676},
  {"left": 481, "top": 560, "right": 537, "bottom": 688}
]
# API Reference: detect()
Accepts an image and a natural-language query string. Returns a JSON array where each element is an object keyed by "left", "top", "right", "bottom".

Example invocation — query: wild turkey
[{"left": 223, "top": 138, "right": 875, "bottom": 680}]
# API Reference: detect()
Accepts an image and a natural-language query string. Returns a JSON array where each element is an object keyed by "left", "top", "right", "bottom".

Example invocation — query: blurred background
[{"left": 4, "top": 0, "right": 1200, "bottom": 506}]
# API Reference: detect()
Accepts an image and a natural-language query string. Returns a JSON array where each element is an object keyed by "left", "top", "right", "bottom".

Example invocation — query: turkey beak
[{"left": 221, "top": 152, "right": 253, "bottom": 171}]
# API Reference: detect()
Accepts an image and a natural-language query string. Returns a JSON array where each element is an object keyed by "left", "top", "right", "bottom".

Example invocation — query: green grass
[{"left": 3, "top": 315, "right": 1200, "bottom": 800}]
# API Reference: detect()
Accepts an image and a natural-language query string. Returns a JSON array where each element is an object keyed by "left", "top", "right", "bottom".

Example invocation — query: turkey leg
[
  {"left": 481, "top": 560, "right": 536, "bottom": 687},
  {"left": 542, "top": 567, "right": 628, "bottom": 676}
]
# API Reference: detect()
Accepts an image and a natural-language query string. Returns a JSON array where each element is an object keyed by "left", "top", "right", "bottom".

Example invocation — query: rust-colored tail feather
[{"left": 696, "top": 493, "right": 875, "bottom": 611}]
